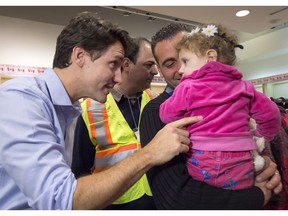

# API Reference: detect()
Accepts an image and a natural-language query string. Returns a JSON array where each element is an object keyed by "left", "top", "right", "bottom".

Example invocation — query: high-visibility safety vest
[{"left": 81, "top": 89, "right": 157, "bottom": 204}]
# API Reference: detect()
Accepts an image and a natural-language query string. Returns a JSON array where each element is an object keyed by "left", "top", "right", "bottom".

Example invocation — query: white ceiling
[
  {"left": 130, "top": 6, "right": 288, "bottom": 42},
  {"left": 130, "top": 6, "right": 288, "bottom": 34}
]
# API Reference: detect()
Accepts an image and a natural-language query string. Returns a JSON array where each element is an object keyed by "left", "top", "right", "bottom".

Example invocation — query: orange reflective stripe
[
  {"left": 101, "top": 107, "right": 114, "bottom": 147},
  {"left": 86, "top": 99, "right": 97, "bottom": 139},
  {"left": 95, "top": 143, "right": 140, "bottom": 158},
  {"left": 145, "top": 90, "right": 153, "bottom": 100}
]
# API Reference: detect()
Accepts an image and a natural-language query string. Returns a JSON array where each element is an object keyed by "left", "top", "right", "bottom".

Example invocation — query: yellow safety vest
[{"left": 81, "top": 90, "right": 157, "bottom": 204}]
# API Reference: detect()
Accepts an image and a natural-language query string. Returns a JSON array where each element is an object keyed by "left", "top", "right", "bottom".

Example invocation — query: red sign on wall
[{"left": 0, "top": 64, "right": 45, "bottom": 76}]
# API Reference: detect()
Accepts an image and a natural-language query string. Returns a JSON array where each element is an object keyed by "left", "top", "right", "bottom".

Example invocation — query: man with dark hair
[
  {"left": 140, "top": 22, "right": 282, "bottom": 210},
  {"left": 0, "top": 13, "right": 200, "bottom": 210},
  {"left": 71, "top": 37, "right": 159, "bottom": 209}
]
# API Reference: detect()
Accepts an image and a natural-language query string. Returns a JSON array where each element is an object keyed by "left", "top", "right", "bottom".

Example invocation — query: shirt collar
[
  {"left": 165, "top": 84, "right": 174, "bottom": 96},
  {"left": 110, "top": 86, "right": 143, "bottom": 102},
  {"left": 41, "top": 68, "right": 73, "bottom": 106}
]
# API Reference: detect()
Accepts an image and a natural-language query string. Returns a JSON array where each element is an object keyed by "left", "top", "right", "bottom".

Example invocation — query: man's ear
[
  {"left": 72, "top": 46, "right": 85, "bottom": 67},
  {"left": 206, "top": 49, "right": 217, "bottom": 62},
  {"left": 122, "top": 57, "right": 131, "bottom": 71}
]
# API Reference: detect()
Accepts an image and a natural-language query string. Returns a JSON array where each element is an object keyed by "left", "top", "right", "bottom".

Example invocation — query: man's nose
[
  {"left": 114, "top": 67, "right": 122, "bottom": 83},
  {"left": 151, "top": 64, "right": 159, "bottom": 75}
]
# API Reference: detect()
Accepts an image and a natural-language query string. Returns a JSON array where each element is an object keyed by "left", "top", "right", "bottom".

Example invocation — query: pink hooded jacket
[{"left": 160, "top": 61, "right": 281, "bottom": 151}]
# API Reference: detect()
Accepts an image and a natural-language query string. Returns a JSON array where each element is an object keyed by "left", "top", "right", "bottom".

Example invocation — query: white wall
[
  {"left": 237, "top": 27, "right": 288, "bottom": 80},
  {"left": 0, "top": 15, "right": 63, "bottom": 68},
  {"left": 236, "top": 27, "right": 288, "bottom": 98},
  {"left": 254, "top": 85, "right": 263, "bottom": 93},
  {"left": 265, "top": 81, "right": 288, "bottom": 98}
]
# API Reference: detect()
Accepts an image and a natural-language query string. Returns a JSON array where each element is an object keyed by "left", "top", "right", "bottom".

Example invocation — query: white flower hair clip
[
  {"left": 188, "top": 26, "right": 200, "bottom": 36},
  {"left": 202, "top": 24, "right": 218, "bottom": 37},
  {"left": 188, "top": 24, "right": 218, "bottom": 38}
]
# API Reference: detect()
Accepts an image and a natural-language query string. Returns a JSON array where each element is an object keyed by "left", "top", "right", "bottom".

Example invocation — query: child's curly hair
[{"left": 176, "top": 23, "right": 242, "bottom": 66}]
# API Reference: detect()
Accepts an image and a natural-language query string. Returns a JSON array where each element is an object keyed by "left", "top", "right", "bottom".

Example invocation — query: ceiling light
[{"left": 236, "top": 10, "right": 250, "bottom": 17}]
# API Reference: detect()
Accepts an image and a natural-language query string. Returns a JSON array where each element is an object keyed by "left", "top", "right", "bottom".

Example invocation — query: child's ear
[{"left": 206, "top": 49, "right": 217, "bottom": 62}]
